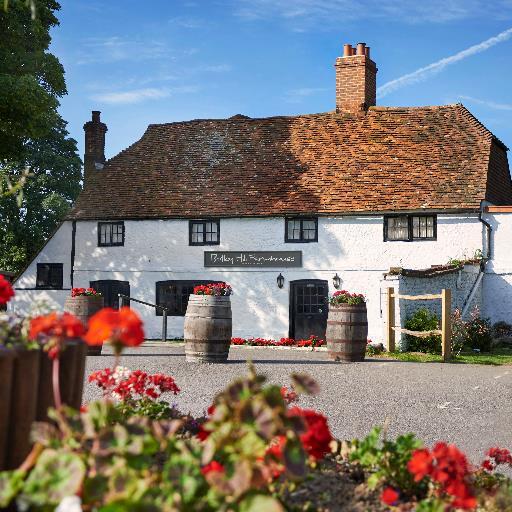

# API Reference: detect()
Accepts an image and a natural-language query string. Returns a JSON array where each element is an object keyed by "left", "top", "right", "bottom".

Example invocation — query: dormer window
[
  {"left": 189, "top": 220, "right": 220, "bottom": 245},
  {"left": 98, "top": 221, "right": 125, "bottom": 247}
]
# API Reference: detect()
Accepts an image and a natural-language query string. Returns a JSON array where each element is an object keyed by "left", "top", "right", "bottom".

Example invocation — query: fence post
[
  {"left": 441, "top": 288, "right": 452, "bottom": 362},
  {"left": 386, "top": 287, "right": 395, "bottom": 352},
  {"left": 162, "top": 310, "right": 167, "bottom": 343}
]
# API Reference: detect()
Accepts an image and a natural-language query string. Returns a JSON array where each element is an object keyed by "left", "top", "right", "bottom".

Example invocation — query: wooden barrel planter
[
  {"left": 326, "top": 303, "right": 368, "bottom": 362},
  {"left": 6, "top": 347, "right": 40, "bottom": 469},
  {"left": 184, "top": 295, "right": 232, "bottom": 363},
  {"left": 0, "top": 347, "right": 14, "bottom": 470},
  {"left": 64, "top": 294, "right": 104, "bottom": 355},
  {"left": 36, "top": 339, "right": 88, "bottom": 422}
]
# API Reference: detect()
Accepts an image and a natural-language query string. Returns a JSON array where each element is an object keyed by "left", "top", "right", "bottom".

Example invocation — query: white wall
[
  {"left": 483, "top": 212, "right": 512, "bottom": 325},
  {"left": 12, "top": 214, "right": 485, "bottom": 342}
]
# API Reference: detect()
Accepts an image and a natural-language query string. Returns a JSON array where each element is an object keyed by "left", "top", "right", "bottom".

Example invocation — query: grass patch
[{"left": 374, "top": 347, "right": 512, "bottom": 366}]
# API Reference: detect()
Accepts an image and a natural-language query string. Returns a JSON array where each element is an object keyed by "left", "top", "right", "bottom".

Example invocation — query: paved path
[{"left": 84, "top": 344, "right": 512, "bottom": 463}]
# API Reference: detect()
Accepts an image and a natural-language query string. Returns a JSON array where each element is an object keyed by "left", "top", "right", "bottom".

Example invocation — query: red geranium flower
[
  {"left": 0, "top": 274, "right": 14, "bottom": 305},
  {"left": 288, "top": 407, "right": 332, "bottom": 460},
  {"left": 280, "top": 386, "right": 298, "bottom": 404},
  {"left": 380, "top": 487, "right": 399, "bottom": 506},
  {"left": 201, "top": 461, "right": 224, "bottom": 475},
  {"left": 408, "top": 448, "right": 433, "bottom": 482},
  {"left": 408, "top": 443, "right": 476, "bottom": 511},
  {"left": 84, "top": 307, "right": 144, "bottom": 354},
  {"left": 29, "top": 312, "right": 86, "bottom": 359}
]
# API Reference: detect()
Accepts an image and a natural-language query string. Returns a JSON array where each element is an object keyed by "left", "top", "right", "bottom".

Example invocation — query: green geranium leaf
[
  {"left": 21, "top": 449, "right": 85, "bottom": 506},
  {"left": 282, "top": 437, "right": 307, "bottom": 479},
  {"left": 0, "top": 470, "right": 25, "bottom": 507},
  {"left": 291, "top": 373, "right": 320, "bottom": 396},
  {"left": 239, "top": 493, "right": 285, "bottom": 512}
]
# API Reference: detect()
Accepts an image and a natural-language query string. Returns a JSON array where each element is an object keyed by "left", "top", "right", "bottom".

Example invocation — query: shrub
[
  {"left": 404, "top": 308, "right": 441, "bottom": 354},
  {"left": 466, "top": 307, "right": 492, "bottom": 352},
  {"left": 492, "top": 321, "right": 512, "bottom": 339}
]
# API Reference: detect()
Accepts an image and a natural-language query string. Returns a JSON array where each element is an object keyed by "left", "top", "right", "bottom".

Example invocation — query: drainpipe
[
  {"left": 479, "top": 209, "right": 492, "bottom": 260},
  {"left": 462, "top": 209, "right": 492, "bottom": 317}
]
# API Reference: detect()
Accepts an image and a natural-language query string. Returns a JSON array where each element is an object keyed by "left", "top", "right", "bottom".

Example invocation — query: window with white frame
[
  {"left": 189, "top": 220, "right": 220, "bottom": 245},
  {"left": 285, "top": 217, "right": 318, "bottom": 243},
  {"left": 384, "top": 215, "right": 436, "bottom": 241},
  {"left": 98, "top": 222, "right": 125, "bottom": 247}
]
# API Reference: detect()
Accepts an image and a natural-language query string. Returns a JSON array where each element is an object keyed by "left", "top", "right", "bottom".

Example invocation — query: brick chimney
[
  {"left": 335, "top": 42, "right": 377, "bottom": 114},
  {"left": 83, "top": 111, "right": 107, "bottom": 183}
]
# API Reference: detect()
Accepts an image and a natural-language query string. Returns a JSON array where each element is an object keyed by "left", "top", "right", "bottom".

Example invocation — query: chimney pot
[
  {"left": 356, "top": 43, "right": 366, "bottom": 56},
  {"left": 343, "top": 44, "right": 353, "bottom": 57},
  {"left": 92, "top": 110, "right": 101, "bottom": 122},
  {"left": 364, "top": 46, "right": 370, "bottom": 58}
]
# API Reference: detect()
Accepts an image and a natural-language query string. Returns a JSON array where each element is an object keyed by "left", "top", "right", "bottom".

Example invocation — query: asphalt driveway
[{"left": 84, "top": 344, "right": 512, "bottom": 463}]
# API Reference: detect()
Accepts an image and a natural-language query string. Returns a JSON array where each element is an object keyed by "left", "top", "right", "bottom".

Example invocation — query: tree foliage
[{"left": 0, "top": 0, "right": 82, "bottom": 273}]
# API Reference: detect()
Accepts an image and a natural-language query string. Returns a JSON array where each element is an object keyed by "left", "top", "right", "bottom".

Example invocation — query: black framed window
[
  {"left": 285, "top": 217, "right": 318, "bottom": 243},
  {"left": 36, "top": 263, "right": 63, "bottom": 289},
  {"left": 189, "top": 220, "right": 220, "bottom": 245},
  {"left": 155, "top": 280, "right": 220, "bottom": 316},
  {"left": 384, "top": 215, "right": 436, "bottom": 241},
  {"left": 98, "top": 222, "right": 125, "bottom": 247}
]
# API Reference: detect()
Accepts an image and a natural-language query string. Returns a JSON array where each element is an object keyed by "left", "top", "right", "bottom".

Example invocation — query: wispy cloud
[
  {"left": 459, "top": 95, "right": 512, "bottom": 111},
  {"left": 234, "top": 0, "right": 511, "bottom": 28},
  {"left": 77, "top": 36, "right": 172, "bottom": 64},
  {"left": 168, "top": 16, "right": 204, "bottom": 29},
  {"left": 90, "top": 86, "right": 199, "bottom": 105},
  {"left": 285, "top": 87, "right": 328, "bottom": 103},
  {"left": 377, "top": 27, "right": 512, "bottom": 99},
  {"left": 91, "top": 88, "right": 170, "bottom": 105}
]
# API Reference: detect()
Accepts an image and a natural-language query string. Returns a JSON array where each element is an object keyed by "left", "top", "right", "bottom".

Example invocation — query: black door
[
  {"left": 290, "top": 280, "right": 328, "bottom": 340},
  {"left": 90, "top": 280, "right": 130, "bottom": 309}
]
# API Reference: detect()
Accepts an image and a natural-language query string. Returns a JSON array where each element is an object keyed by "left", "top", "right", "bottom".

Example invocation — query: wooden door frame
[{"left": 288, "top": 278, "right": 329, "bottom": 339}]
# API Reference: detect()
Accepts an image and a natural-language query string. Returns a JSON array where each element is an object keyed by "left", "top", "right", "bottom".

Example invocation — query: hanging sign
[{"left": 204, "top": 251, "right": 302, "bottom": 268}]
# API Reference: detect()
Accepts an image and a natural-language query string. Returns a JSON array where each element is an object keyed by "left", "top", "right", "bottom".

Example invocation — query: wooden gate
[{"left": 386, "top": 287, "right": 452, "bottom": 362}]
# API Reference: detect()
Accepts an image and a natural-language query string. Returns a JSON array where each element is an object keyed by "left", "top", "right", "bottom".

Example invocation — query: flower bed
[
  {"left": 231, "top": 334, "right": 325, "bottom": 348},
  {"left": 1, "top": 285, "right": 512, "bottom": 510}
]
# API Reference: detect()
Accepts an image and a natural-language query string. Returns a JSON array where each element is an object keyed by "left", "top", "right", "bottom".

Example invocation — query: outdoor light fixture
[
  {"left": 333, "top": 273, "right": 341, "bottom": 289},
  {"left": 277, "top": 273, "right": 285, "bottom": 289}
]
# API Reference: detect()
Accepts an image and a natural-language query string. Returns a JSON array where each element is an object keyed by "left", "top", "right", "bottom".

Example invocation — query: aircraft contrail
[{"left": 377, "top": 27, "right": 512, "bottom": 99}]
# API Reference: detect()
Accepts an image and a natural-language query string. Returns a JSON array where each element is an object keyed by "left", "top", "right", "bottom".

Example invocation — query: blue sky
[{"left": 51, "top": 0, "right": 512, "bottom": 159}]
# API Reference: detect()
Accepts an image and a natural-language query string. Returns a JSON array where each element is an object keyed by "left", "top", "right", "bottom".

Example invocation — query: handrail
[
  {"left": 118, "top": 294, "right": 168, "bottom": 311},
  {"left": 118, "top": 293, "right": 168, "bottom": 342}
]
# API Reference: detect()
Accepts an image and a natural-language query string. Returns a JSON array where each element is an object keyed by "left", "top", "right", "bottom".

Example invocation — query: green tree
[
  {"left": 0, "top": 0, "right": 66, "bottom": 162},
  {"left": 0, "top": 0, "right": 82, "bottom": 273},
  {"left": 0, "top": 119, "right": 81, "bottom": 272}
]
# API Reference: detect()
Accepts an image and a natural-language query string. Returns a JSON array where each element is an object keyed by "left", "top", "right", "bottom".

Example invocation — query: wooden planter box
[
  {"left": 326, "top": 303, "right": 368, "bottom": 362},
  {"left": 0, "top": 342, "right": 87, "bottom": 471},
  {"left": 184, "top": 295, "right": 232, "bottom": 363},
  {"left": 64, "top": 295, "right": 104, "bottom": 355}
]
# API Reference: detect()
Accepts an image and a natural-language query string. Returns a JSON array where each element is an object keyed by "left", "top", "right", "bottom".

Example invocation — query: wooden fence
[{"left": 386, "top": 287, "right": 452, "bottom": 362}]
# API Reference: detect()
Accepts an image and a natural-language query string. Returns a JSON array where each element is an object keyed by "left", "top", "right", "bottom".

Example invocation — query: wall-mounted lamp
[
  {"left": 332, "top": 273, "right": 341, "bottom": 289},
  {"left": 277, "top": 273, "right": 285, "bottom": 289}
]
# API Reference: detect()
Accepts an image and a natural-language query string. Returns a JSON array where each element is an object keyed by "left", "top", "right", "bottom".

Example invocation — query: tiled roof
[{"left": 68, "top": 104, "right": 511, "bottom": 220}]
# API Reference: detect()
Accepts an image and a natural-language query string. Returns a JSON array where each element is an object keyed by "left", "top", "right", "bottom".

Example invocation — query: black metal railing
[{"left": 118, "top": 294, "right": 168, "bottom": 342}]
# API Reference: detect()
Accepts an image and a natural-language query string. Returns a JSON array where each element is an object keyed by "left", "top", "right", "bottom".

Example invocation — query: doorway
[
  {"left": 289, "top": 279, "right": 328, "bottom": 340},
  {"left": 90, "top": 280, "right": 130, "bottom": 309}
]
